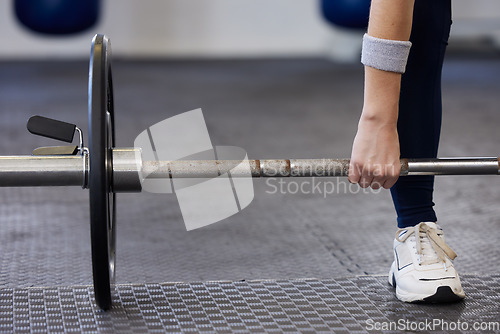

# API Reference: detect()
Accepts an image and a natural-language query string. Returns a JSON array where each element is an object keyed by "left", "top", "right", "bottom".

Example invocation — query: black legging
[{"left": 390, "top": 0, "right": 452, "bottom": 228}]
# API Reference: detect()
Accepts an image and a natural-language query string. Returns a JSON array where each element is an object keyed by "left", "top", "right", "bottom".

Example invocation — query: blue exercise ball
[
  {"left": 321, "top": 0, "right": 370, "bottom": 29},
  {"left": 14, "top": 0, "right": 100, "bottom": 35}
]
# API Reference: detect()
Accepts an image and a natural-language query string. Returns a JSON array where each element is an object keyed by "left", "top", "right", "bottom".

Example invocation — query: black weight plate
[{"left": 88, "top": 34, "right": 116, "bottom": 310}]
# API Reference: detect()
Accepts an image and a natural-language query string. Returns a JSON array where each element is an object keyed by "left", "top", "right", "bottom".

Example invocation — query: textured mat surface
[
  {"left": 1, "top": 58, "right": 500, "bottom": 288},
  {"left": 1, "top": 56, "right": 500, "bottom": 332},
  {"left": 1, "top": 275, "right": 500, "bottom": 334}
]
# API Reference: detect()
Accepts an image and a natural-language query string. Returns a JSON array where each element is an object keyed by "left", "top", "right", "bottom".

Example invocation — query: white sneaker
[{"left": 388, "top": 222, "right": 465, "bottom": 303}]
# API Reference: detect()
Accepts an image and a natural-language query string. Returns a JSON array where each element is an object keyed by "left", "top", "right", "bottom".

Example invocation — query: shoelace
[{"left": 396, "top": 222, "right": 457, "bottom": 266}]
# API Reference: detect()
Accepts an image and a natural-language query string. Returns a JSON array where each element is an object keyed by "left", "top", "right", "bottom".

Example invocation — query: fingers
[
  {"left": 348, "top": 161, "right": 361, "bottom": 185},
  {"left": 348, "top": 161, "right": 400, "bottom": 189},
  {"left": 382, "top": 176, "right": 398, "bottom": 189}
]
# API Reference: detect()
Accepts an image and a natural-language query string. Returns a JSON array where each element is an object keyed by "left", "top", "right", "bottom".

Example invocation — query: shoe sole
[
  {"left": 420, "top": 286, "right": 465, "bottom": 303},
  {"left": 390, "top": 271, "right": 465, "bottom": 304}
]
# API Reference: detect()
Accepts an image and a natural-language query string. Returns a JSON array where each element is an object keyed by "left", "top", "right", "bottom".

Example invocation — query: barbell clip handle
[{"left": 27, "top": 115, "right": 77, "bottom": 143}]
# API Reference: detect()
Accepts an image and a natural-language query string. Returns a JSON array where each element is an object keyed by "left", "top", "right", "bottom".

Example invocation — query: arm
[{"left": 348, "top": 0, "right": 415, "bottom": 189}]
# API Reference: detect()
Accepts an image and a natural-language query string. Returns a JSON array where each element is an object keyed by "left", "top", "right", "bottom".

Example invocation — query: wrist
[{"left": 359, "top": 106, "right": 398, "bottom": 127}]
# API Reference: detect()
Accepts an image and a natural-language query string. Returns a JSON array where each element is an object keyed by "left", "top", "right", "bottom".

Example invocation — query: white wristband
[{"left": 361, "top": 33, "right": 412, "bottom": 74}]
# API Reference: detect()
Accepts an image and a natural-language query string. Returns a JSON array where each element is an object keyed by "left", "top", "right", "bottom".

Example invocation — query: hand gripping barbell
[{"left": 1, "top": 34, "right": 499, "bottom": 310}]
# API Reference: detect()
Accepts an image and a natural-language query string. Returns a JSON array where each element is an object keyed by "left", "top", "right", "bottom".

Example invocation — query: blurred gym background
[{"left": 1, "top": 0, "right": 499, "bottom": 60}]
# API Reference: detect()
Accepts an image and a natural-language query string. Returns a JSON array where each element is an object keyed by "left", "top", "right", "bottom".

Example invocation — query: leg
[
  {"left": 388, "top": 0, "right": 464, "bottom": 304},
  {"left": 391, "top": 0, "right": 452, "bottom": 228}
]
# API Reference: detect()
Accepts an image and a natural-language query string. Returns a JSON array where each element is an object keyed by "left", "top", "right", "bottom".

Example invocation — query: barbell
[{"left": 1, "top": 34, "right": 499, "bottom": 310}]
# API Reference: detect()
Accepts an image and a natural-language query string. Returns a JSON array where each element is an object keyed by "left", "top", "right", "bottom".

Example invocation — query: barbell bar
[
  {"left": 1, "top": 155, "right": 499, "bottom": 188},
  {"left": 1, "top": 34, "right": 498, "bottom": 310}
]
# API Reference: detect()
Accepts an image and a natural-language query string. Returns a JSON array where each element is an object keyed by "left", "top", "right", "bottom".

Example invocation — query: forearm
[
  {"left": 368, "top": 0, "right": 414, "bottom": 40},
  {"left": 362, "top": 0, "right": 415, "bottom": 123},
  {"left": 349, "top": 0, "right": 415, "bottom": 188},
  {"left": 362, "top": 67, "right": 401, "bottom": 124}
]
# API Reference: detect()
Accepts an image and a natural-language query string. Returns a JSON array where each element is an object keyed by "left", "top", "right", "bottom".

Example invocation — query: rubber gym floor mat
[
  {"left": 1, "top": 58, "right": 500, "bottom": 332},
  {"left": 1, "top": 275, "right": 499, "bottom": 334},
  {"left": 2, "top": 182, "right": 499, "bottom": 289}
]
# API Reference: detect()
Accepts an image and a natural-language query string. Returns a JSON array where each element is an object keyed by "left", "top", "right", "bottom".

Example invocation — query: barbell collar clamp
[{"left": 112, "top": 148, "right": 142, "bottom": 192}]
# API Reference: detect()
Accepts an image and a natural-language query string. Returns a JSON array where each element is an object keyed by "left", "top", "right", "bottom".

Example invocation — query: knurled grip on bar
[{"left": 141, "top": 157, "right": 500, "bottom": 178}]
